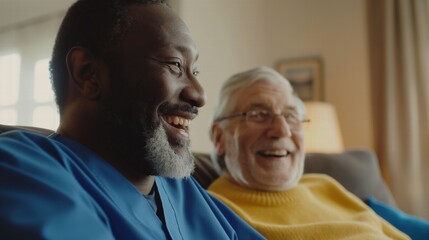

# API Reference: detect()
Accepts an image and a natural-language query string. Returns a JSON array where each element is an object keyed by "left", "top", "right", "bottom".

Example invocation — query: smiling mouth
[
  {"left": 164, "top": 115, "right": 191, "bottom": 130},
  {"left": 257, "top": 150, "right": 290, "bottom": 157}
]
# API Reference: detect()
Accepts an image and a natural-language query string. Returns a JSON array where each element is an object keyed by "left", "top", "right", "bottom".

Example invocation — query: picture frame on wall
[{"left": 276, "top": 58, "right": 323, "bottom": 101}]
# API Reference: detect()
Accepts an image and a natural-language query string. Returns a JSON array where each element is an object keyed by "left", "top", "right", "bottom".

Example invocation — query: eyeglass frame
[{"left": 214, "top": 109, "right": 310, "bottom": 131}]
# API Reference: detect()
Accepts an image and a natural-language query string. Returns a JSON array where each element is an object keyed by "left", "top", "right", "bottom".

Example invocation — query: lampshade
[{"left": 303, "top": 101, "right": 344, "bottom": 153}]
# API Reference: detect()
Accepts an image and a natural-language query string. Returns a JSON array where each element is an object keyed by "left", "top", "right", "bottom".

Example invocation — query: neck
[
  {"left": 131, "top": 176, "right": 156, "bottom": 195},
  {"left": 57, "top": 120, "right": 155, "bottom": 195}
]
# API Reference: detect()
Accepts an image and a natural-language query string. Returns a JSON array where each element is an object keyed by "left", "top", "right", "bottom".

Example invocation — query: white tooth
[
  {"left": 165, "top": 115, "right": 190, "bottom": 127},
  {"left": 184, "top": 119, "right": 190, "bottom": 127},
  {"left": 174, "top": 117, "right": 180, "bottom": 125},
  {"left": 264, "top": 150, "right": 287, "bottom": 156}
]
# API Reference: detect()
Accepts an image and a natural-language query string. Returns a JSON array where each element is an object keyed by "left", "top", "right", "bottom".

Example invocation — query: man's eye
[
  {"left": 249, "top": 110, "right": 270, "bottom": 122},
  {"left": 173, "top": 62, "right": 181, "bottom": 68},
  {"left": 285, "top": 113, "right": 298, "bottom": 123},
  {"left": 166, "top": 61, "right": 182, "bottom": 74}
]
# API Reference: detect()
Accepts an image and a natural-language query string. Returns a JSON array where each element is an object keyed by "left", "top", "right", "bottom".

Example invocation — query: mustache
[{"left": 159, "top": 103, "right": 199, "bottom": 116}]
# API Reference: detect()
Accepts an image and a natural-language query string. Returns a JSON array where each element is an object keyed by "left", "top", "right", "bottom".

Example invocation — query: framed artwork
[{"left": 276, "top": 58, "right": 323, "bottom": 101}]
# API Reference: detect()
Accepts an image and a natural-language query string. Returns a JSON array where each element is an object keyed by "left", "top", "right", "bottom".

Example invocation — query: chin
[
  {"left": 142, "top": 124, "right": 196, "bottom": 178},
  {"left": 283, "top": 170, "right": 303, "bottom": 190}
]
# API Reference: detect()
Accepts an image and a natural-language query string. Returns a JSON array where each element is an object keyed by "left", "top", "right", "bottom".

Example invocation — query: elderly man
[
  {"left": 208, "top": 66, "right": 409, "bottom": 239},
  {"left": 0, "top": 1, "right": 264, "bottom": 239}
]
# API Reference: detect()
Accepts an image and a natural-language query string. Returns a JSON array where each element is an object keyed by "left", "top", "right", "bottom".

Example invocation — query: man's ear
[
  {"left": 211, "top": 124, "right": 226, "bottom": 156},
  {"left": 66, "top": 47, "right": 104, "bottom": 100}
]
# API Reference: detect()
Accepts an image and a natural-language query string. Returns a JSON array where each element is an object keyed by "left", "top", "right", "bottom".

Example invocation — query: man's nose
[
  {"left": 266, "top": 115, "right": 292, "bottom": 138},
  {"left": 180, "top": 75, "right": 206, "bottom": 108}
]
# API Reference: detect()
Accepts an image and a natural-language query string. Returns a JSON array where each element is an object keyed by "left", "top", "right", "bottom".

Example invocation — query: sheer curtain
[{"left": 368, "top": 0, "right": 429, "bottom": 219}]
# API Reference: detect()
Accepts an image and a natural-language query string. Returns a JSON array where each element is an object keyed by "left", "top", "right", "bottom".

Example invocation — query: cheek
[
  {"left": 223, "top": 130, "right": 245, "bottom": 171},
  {"left": 236, "top": 125, "right": 265, "bottom": 153},
  {"left": 293, "top": 130, "right": 305, "bottom": 151},
  {"left": 124, "top": 63, "right": 179, "bottom": 103},
  {"left": 237, "top": 132, "right": 255, "bottom": 159},
  {"left": 224, "top": 132, "right": 239, "bottom": 165},
  {"left": 233, "top": 128, "right": 261, "bottom": 171}
]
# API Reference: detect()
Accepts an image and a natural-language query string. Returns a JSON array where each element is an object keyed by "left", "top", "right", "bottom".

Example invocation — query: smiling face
[
  {"left": 214, "top": 80, "right": 305, "bottom": 191},
  {"left": 102, "top": 4, "right": 205, "bottom": 178}
]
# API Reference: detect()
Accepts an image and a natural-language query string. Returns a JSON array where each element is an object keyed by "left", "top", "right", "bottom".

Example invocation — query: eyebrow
[
  {"left": 246, "top": 103, "right": 298, "bottom": 113},
  {"left": 175, "top": 45, "right": 199, "bottom": 62}
]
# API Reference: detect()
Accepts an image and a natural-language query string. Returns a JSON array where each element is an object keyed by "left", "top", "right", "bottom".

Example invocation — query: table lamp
[{"left": 303, "top": 101, "right": 344, "bottom": 153}]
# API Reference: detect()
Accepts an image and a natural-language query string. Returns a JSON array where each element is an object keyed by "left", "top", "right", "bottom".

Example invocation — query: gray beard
[
  {"left": 104, "top": 106, "right": 195, "bottom": 179},
  {"left": 143, "top": 124, "right": 195, "bottom": 178}
]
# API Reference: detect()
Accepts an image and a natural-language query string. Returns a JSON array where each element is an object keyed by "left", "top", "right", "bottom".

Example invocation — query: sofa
[{"left": 0, "top": 124, "right": 396, "bottom": 207}]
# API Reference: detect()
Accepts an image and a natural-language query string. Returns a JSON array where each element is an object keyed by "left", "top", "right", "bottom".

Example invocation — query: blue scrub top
[{"left": 0, "top": 131, "right": 265, "bottom": 240}]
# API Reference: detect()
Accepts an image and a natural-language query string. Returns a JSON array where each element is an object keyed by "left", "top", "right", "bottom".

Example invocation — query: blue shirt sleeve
[
  {"left": 0, "top": 132, "right": 115, "bottom": 239},
  {"left": 367, "top": 196, "right": 429, "bottom": 240}
]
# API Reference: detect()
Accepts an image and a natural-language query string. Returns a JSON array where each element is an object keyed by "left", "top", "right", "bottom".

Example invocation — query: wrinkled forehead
[{"left": 234, "top": 80, "right": 296, "bottom": 111}]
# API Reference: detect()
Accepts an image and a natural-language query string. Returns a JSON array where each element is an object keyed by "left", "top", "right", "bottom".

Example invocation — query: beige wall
[{"left": 177, "top": 0, "right": 374, "bottom": 154}]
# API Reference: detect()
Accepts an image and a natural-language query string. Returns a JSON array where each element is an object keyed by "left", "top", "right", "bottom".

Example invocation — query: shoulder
[
  {"left": 300, "top": 173, "right": 344, "bottom": 187},
  {"left": 0, "top": 131, "right": 59, "bottom": 162},
  {"left": 0, "top": 130, "right": 51, "bottom": 145},
  {"left": 0, "top": 130, "right": 96, "bottom": 163},
  {"left": 0, "top": 131, "right": 73, "bottom": 166},
  {"left": 0, "top": 132, "right": 115, "bottom": 238},
  {"left": 0, "top": 130, "right": 74, "bottom": 155},
  {"left": 299, "top": 173, "right": 340, "bottom": 188},
  {"left": 0, "top": 131, "right": 97, "bottom": 188},
  {"left": 300, "top": 173, "right": 369, "bottom": 207},
  {"left": 0, "top": 130, "right": 90, "bottom": 180},
  {"left": 299, "top": 173, "right": 355, "bottom": 196}
]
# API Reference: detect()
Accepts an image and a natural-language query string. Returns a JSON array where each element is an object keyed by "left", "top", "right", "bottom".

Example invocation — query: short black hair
[{"left": 50, "top": 0, "right": 168, "bottom": 112}]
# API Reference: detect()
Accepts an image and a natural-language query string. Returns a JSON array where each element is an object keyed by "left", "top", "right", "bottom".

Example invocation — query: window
[
  {"left": 0, "top": 54, "right": 59, "bottom": 129},
  {"left": 32, "top": 58, "right": 59, "bottom": 129},
  {"left": 0, "top": 14, "right": 62, "bottom": 130},
  {"left": 0, "top": 53, "right": 20, "bottom": 125},
  {"left": 34, "top": 58, "right": 54, "bottom": 103}
]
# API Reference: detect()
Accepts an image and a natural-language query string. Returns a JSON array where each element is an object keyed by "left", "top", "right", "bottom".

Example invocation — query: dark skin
[{"left": 57, "top": 4, "right": 205, "bottom": 195}]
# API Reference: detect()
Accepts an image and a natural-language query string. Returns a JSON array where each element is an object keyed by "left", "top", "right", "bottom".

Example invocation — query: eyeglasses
[{"left": 215, "top": 109, "right": 310, "bottom": 131}]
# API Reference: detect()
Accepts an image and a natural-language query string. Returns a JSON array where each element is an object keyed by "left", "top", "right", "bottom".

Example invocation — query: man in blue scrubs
[{"left": 0, "top": 0, "right": 264, "bottom": 239}]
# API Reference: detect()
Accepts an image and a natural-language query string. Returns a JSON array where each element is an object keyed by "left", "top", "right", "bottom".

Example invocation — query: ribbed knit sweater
[{"left": 208, "top": 174, "right": 409, "bottom": 240}]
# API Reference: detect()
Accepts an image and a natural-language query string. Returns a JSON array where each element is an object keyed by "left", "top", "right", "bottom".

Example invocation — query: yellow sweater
[{"left": 208, "top": 174, "right": 409, "bottom": 240}]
